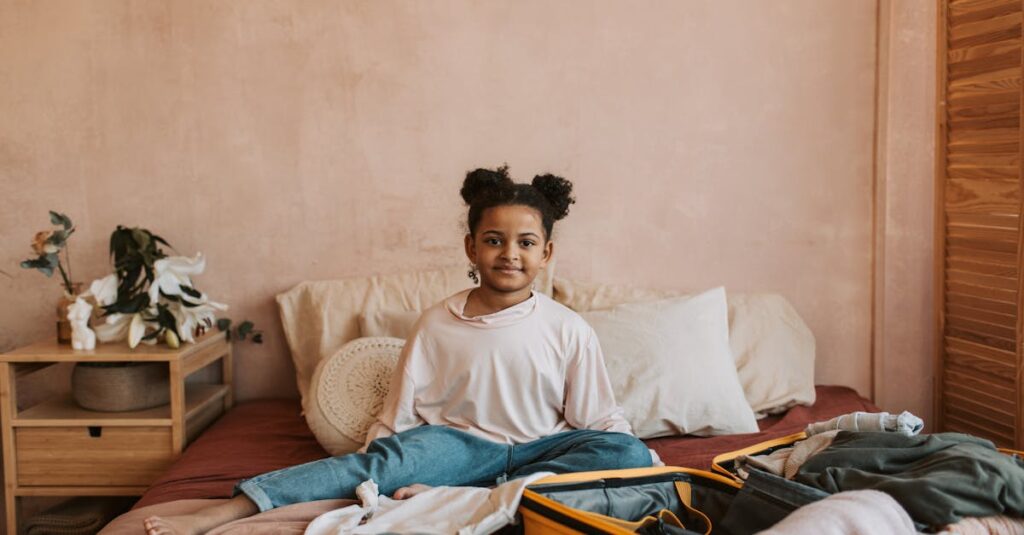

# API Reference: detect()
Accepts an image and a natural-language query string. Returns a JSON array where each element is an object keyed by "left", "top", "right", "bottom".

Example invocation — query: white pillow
[
  {"left": 555, "top": 277, "right": 816, "bottom": 416},
  {"left": 581, "top": 287, "right": 759, "bottom": 438},
  {"left": 728, "top": 294, "right": 815, "bottom": 416},
  {"left": 304, "top": 337, "right": 404, "bottom": 455}
]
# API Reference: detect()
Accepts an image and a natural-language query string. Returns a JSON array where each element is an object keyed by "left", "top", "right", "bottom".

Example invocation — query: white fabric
[
  {"left": 304, "top": 472, "right": 553, "bottom": 535},
  {"left": 756, "top": 490, "right": 917, "bottom": 535},
  {"left": 363, "top": 289, "right": 631, "bottom": 448},
  {"left": 553, "top": 277, "right": 817, "bottom": 417},
  {"left": 580, "top": 287, "right": 758, "bottom": 438},
  {"left": 805, "top": 410, "right": 924, "bottom": 437},
  {"left": 306, "top": 337, "right": 405, "bottom": 455},
  {"left": 277, "top": 264, "right": 556, "bottom": 404}
]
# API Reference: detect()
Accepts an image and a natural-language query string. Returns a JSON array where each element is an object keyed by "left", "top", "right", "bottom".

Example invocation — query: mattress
[{"left": 133, "top": 385, "right": 878, "bottom": 509}]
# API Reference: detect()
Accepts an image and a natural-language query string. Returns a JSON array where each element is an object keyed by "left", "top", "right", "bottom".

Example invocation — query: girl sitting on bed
[{"left": 144, "top": 165, "right": 653, "bottom": 535}]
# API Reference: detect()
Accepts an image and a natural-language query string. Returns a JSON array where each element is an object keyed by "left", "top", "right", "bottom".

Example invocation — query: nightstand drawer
[{"left": 15, "top": 426, "right": 174, "bottom": 486}]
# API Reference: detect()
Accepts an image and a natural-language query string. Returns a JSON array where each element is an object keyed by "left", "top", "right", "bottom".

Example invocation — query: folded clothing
[
  {"left": 805, "top": 410, "right": 923, "bottom": 436},
  {"left": 939, "top": 515, "right": 1024, "bottom": 535},
  {"left": 795, "top": 432, "right": 1024, "bottom": 528}
]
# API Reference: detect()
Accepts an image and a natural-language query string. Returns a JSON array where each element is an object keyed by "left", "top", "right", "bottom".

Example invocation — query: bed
[
  {"left": 98, "top": 385, "right": 876, "bottom": 534},
  {"left": 97, "top": 268, "right": 870, "bottom": 533}
]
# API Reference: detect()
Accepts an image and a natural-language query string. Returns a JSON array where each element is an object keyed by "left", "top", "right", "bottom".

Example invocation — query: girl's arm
[
  {"left": 563, "top": 327, "right": 633, "bottom": 434},
  {"left": 359, "top": 336, "right": 426, "bottom": 452}
]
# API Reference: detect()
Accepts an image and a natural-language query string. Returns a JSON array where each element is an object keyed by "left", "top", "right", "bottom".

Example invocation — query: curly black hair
[{"left": 461, "top": 165, "right": 575, "bottom": 240}]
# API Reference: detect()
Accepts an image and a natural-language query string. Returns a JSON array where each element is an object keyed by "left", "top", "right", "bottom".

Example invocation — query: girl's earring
[{"left": 467, "top": 264, "right": 479, "bottom": 284}]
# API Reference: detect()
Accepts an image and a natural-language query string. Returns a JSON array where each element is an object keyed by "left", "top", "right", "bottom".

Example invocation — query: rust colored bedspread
[{"left": 134, "top": 385, "right": 878, "bottom": 509}]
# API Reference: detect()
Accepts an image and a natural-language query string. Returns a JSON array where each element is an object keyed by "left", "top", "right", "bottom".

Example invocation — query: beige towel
[{"left": 738, "top": 430, "right": 839, "bottom": 480}]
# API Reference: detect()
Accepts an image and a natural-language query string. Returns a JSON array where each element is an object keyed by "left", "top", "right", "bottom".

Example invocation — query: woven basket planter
[{"left": 71, "top": 362, "right": 169, "bottom": 412}]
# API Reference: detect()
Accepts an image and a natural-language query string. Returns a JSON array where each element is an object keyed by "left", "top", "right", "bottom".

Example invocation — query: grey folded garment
[
  {"left": 25, "top": 496, "right": 134, "bottom": 535},
  {"left": 805, "top": 410, "right": 924, "bottom": 437}
]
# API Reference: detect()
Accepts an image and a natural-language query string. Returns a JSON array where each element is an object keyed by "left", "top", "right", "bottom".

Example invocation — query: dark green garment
[{"left": 794, "top": 432, "right": 1024, "bottom": 527}]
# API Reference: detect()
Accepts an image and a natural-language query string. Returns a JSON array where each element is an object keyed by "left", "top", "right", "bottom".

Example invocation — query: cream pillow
[
  {"left": 556, "top": 277, "right": 816, "bottom": 416},
  {"left": 581, "top": 287, "right": 759, "bottom": 438},
  {"left": 305, "top": 337, "right": 405, "bottom": 455},
  {"left": 359, "top": 309, "right": 421, "bottom": 340},
  {"left": 277, "top": 265, "right": 473, "bottom": 403}
]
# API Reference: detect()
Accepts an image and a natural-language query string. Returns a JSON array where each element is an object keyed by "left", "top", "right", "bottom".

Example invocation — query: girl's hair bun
[
  {"left": 461, "top": 165, "right": 514, "bottom": 205},
  {"left": 531, "top": 174, "right": 575, "bottom": 221}
]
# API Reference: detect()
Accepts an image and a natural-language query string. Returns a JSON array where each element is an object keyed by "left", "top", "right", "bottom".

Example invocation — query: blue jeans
[{"left": 235, "top": 425, "right": 652, "bottom": 511}]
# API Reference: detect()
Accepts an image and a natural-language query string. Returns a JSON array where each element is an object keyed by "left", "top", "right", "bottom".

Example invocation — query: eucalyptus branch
[{"left": 56, "top": 260, "right": 73, "bottom": 295}]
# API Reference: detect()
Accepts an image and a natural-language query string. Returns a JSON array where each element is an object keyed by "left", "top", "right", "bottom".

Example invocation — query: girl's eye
[
  {"left": 520, "top": 241, "right": 535, "bottom": 248},
  {"left": 486, "top": 238, "right": 501, "bottom": 246}
]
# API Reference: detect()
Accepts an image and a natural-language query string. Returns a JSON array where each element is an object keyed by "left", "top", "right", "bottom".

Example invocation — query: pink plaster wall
[{"left": 1, "top": 1, "right": 882, "bottom": 404}]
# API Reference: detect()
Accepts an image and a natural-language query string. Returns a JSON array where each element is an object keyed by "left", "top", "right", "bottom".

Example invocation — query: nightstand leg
[
  {"left": 169, "top": 361, "right": 185, "bottom": 453},
  {"left": 1, "top": 362, "right": 18, "bottom": 535},
  {"left": 223, "top": 344, "right": 234, "bottom": 409}
]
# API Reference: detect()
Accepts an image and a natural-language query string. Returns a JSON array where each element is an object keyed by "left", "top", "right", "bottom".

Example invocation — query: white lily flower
[
  {"left": 148, "top": 253, "right": 206, "bottom": 305},
  {"left": 169, "top": 302, "right": 219, "bottom": 343},
  {"left": 93, "top": 313, "right": 130, "bottom": 342},
  {"left": 88, "top": 274, "right": 119, "bottom": 307}
]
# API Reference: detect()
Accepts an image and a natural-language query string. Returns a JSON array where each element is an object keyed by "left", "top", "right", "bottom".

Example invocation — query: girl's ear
[
  {"left": 540, "top": 240, "right": 554, "bottom": 268},
  {"left": 464, "top": 233, "right": 477, "bottom": 263}
]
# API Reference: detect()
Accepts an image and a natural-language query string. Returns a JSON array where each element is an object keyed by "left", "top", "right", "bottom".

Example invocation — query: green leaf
[
  {"left": 152, "top": 234, "right": 172, "bottom": 249},
  {"left": 21, "top": 257, "right": 54, "bottom": 277},
  {"left": 156, "top": 304, "right": 179, "bottom": 336},
  {"left": 47, "top": 230, "right": 67, "bottom": 247},
  {"left": 131, "top": 228, "right": 151, "bottom": 252},
  {"left": 238, "top": 321, "right": 254, "bottom": 337},
  {"left": 49, "top": 211, "right": 72, "bottom": 230},
  {"left": 216, "top": 318, "right": 232, "bottom": 332},
  {"left": 102, "top": 292, "right": 150, "bottom": 315}
]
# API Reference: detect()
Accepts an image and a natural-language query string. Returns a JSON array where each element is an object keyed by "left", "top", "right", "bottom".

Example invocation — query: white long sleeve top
[{"left": 362, "top": 289, "right": 633, "bottom": 449}]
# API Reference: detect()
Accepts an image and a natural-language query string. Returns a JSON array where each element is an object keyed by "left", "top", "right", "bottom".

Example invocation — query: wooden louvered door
[{"left": 937, "top": 0, "right": 1023, "bottom": 447}]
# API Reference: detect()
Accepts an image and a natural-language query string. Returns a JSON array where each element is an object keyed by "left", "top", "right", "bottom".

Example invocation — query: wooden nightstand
[{"left": 0, "top": 331, "right": 232, "bottom": 534}]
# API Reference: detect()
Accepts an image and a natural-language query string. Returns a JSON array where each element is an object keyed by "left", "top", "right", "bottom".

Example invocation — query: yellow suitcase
[{"left": 519, "top": 466, "right": 741, "bottom": 534}]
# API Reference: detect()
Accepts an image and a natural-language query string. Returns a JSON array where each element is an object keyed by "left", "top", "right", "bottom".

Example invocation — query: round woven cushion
[{"left": 304, "top": 336, "right": 404, "bottom": 455}]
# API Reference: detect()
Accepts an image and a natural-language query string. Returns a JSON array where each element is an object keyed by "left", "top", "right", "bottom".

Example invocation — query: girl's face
[{"left": 464, "top": 204, "right": 553, "bottom": 297}]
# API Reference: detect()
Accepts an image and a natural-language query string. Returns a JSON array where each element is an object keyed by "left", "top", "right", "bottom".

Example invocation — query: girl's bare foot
[
  {"left": 143, "top": 514, "right": 201, "bottom": 535},
  {"left": 392, "top": 483, "right": 433, "bottom": 500},
  {"left": 143, "top": 495, "right": 259, "bottom": 535}
]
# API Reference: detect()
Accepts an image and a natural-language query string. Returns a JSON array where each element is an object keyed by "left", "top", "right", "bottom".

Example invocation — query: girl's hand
[{"left": 392, "top": 483, "right": 432, "bottom": 500}]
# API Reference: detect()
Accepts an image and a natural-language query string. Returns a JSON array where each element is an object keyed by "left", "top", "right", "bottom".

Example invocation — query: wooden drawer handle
[{"left": 88, "top": 426, "right": 102, "bottom": 438}]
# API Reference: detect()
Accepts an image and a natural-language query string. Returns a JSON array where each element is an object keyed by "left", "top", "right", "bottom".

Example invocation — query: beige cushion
[
  {"left": 555, "top": 277, "right": 816, "bottom": 416},
  {"left": 581, "top": 288, "right": 758, "bottom": 437},
  {"left": 305, "top": 337, "right": 405, "bottom": 455},
  {"left": 359, "top": 309, "right": 422, "bottom": 340},
  {"left": 277, "top": 263, "right": 555, "bottom": 403}
]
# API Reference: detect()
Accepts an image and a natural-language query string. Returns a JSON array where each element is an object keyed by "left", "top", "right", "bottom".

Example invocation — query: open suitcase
[{"left": 518, "top": 465, "right": 825, "bottom": 535}]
